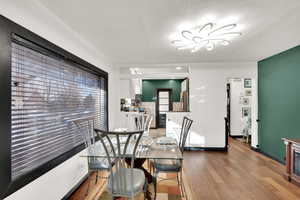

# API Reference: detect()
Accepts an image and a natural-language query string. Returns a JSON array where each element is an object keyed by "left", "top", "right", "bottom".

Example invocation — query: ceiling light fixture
[
  {"left": 170, "top": 21, "right": 242, "bottom": 52},
  {"left": 176, "top": 66, "right": 182, "bottom": 70}
]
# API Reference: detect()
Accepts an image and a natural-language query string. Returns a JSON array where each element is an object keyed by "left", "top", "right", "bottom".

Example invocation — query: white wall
[
  {"left": 120, "top": 79, "right": 131, "bottom": 99},
  {"left": 119, "top": 78, "right": 142, "bottom": 100},
  {"left": 4, "top": 152, "right": 88, "bottom": 200},
  {"left": 0, "top": 0, "right": 118, "bottom": 199},
  {"left": 189, "top": 62, "right": 258, "bottom": 148},
  {"left": 108, "top": 67, "right": 120, "bottom": 130}
]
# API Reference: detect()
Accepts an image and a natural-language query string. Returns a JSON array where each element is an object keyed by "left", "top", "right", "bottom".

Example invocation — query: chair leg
[
  {"left": 179, "top": 170, "right": 188, "bottom": 200},
  {"left": 85, "top": 173, "right": 91, "bottom": 196},
  {"left": 143, "top": 180, "right": 148, "bottom": 200},
  {"left": 148, "top": 160, "right": 151, "bottom": 174},
  {"left": 153, "top": 170, "right": 158, "bottom": 200},
  {"left": 177, "top": 172, "right": 184, "bottom": 198},
  {"left": 95, "top": 171, "right": 99, "bottom": 184},
  {"left": 176, "top": 172, "right": 182, "bottom": 197}
]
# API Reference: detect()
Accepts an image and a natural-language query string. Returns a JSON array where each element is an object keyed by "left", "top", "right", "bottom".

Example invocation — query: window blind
[{"left": 11, "top": 40, "right": 107, "bottom": 180}]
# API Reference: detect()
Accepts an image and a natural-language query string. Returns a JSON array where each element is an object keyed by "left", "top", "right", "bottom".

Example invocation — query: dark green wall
[
  {"left": 258, "top": 45, "right": 300, "bottom": 163},
  {"left": 142, "top": 79, "right": 183, "bottom": 102}
]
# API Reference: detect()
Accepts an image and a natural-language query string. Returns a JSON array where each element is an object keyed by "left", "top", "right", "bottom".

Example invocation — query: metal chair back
[
  {"left": 134, "top": 114, "right": 146, "bottom": 131},
  {"left": 94, "top": 129, "right": 144, "bottom": 197},
  {"left": 134, "top": 113, "right": 152, "bottom": 134},
  {"left": 144, "top": 114, "right": 153, "bottom": 135},
  {"left": 179, "top": 117, "right": 193, "bottom": 152},
  {"left": 72, "top": 117, "right": 102, "bottom": 168},
  {"left": 73, "top": 117, "right": 95, "bottom": 147}
]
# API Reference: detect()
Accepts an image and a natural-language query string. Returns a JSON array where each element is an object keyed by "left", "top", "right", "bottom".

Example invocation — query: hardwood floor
[
  {"left": 183, "top": 138, "right": 300, "bottom": 200},
  {"left": 68, "top": 137, "right": 300, "bottom": 200},
  {"left": 67, "top": 172, "right": 108, "bottom": 200}
]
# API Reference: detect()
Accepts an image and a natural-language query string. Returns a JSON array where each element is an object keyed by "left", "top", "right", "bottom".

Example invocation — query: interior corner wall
[
  {"left": 0, "top": 1, "right": 116, "bottom": 199},
  {"left": 119, "top": 79, "right": 131, "bottom": 99},
  {"left": 258, "top": 45, "right": 300, "bottom": 163},
  {"left": 189, "top": 62, "right": 258, "bottom": 148}
]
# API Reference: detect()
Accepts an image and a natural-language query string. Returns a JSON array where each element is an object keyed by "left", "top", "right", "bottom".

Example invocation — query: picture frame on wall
[
  {"left": 242, "top": 97, "right": 250, "bottom": 105},
  {"left": 244, "top": 78, "right": 252, "bottom": 88},
  {"left": 245, "top": 89, "right": 252, "bottom": 96},
  {"left": 242, "top": 107, "right": 251, "bottom": 117}
]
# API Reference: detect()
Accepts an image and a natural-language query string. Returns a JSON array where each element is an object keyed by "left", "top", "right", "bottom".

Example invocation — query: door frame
[
  {"left": 225, "top": 83, "right": 230, "bottom": 151},
  {"left": 156, "top": 88, "right": 173, "bottom": 128}
]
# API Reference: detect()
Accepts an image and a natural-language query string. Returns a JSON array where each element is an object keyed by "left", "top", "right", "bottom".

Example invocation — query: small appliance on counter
[
  {"left": 120, "top": 98, "right": 132, "bottom": 111},
  {"left": 120, "top": 97, "right": 145, "bottom": 112}
]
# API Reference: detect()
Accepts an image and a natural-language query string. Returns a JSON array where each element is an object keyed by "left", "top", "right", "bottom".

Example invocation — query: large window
[
  {"left": 0, "top": 16, "right": 108, "bottom": 198},
  {"left": 11, "top": 38, "right": 107, "bottom": 180}
]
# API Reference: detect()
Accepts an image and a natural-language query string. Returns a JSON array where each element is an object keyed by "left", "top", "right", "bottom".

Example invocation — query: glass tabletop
[{"left": 80, "top": 131, "right": 183, "bottom": 160}]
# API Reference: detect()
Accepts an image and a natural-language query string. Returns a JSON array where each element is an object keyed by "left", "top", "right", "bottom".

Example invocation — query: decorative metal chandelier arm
[{"left": 208, "top": 24, "right": 237, "bottom": 36}]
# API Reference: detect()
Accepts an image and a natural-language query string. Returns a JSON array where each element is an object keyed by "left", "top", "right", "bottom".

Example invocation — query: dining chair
[
  {"left": 134, "top": 113, "right": 150, "bottom": 131},
  {"left": 138, "top": 114, "right": 152, "bottom": 136},
  {"left": 72, "top": 117, "right": 111, "bottom": 195},
  {"left": 144, "top": 114, "right": 153, "bottom": 136},
  {"left": 152, "top": 116, "right": 193, "bottom": 200},
  {"left": 94, "top": 129, "right": 147, "bottom": 200},
  {"left": 140, "top": 114, "right": 153, "bottom": 173}
]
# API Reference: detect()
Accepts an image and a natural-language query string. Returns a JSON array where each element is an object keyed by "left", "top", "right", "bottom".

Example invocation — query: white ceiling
[{"left": 37, "top": 0, "right": 300, "bottom": 65}]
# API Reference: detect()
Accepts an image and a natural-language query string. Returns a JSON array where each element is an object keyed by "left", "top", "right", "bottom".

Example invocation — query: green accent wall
[
  {"left": 258, "top": 45, "right": 300, "bottom": 163},
  {"left": 142, "top": 79, "right": 183, "bottom": 102}
]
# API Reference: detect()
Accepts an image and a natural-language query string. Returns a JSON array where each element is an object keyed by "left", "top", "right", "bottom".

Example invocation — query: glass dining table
[
  {"left": 79, "top": 128, "right": 184, "bottom": 200},
  {"left": 80, "top": 128, "right": 183, "bottom": 161}
]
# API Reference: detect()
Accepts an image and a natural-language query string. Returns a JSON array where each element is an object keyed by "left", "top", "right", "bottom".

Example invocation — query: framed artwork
[
  {"left": 242, "top": 107, "right": 251, "bottom": 117},
  {"left": 245, "top": 89, "right": 252, "bottom": 96},
  {"left": 244, "top": 78, "right": 252, "bottom": 88},
  {"left": 242, "top": 97, "right": 250, "bottom": 105}
]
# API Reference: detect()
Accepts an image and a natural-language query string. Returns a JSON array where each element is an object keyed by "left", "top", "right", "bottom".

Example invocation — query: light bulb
[
  {"left": 192, "top": 36, "right": 203, "bottom": 43},
  {"left": 221, "top": 40, "right": 230, "bottom": 46},
  {"left": 171, "top": 40, "right": 185, "bottom": 47},
  {"left": 206, "top": 43, "right": 214, "bottom": 51},
  {"left": 191, "top": 45, "right": 203, "bottom": 53}
]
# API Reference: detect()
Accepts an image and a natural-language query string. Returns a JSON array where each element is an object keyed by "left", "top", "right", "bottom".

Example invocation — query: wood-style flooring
[
  {"left": 68, "top": 135, "right": 300, "bottom": 200},
  {"left": 184, "top": 138, "right": 300, "bottom": 200}
]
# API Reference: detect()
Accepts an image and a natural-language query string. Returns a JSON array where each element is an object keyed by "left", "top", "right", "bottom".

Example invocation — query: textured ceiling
[{"left": 38, "top": 0, "right": 300, "bottom": 64}]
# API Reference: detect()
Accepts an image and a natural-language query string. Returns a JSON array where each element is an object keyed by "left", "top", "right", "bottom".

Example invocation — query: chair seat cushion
[
  {"left": 153, "top": 159, "right": 182, "bottom": 172},
  {"left": 107, "top": 168, "right": 145, "bottom": 196}
]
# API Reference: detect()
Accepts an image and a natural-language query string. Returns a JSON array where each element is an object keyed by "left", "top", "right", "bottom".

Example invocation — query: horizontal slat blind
[{"left": 11, "top": 41, "right": 107, "bottom": 180}]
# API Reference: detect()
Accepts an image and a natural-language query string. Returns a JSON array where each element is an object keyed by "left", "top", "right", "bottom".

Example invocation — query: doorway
[
  {"left": 156, "top": 89, "right": 172, "bottom": 128},
  {"left": 226, "top": 78, "right": 254, "bottom": 145}
]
